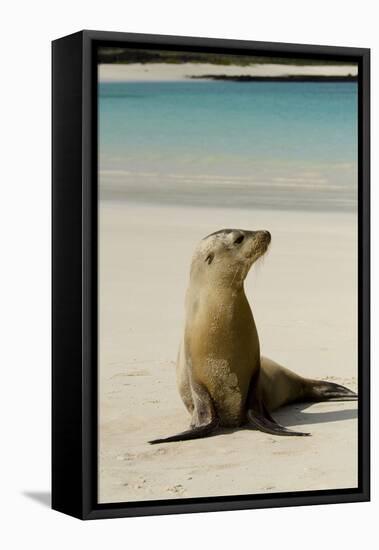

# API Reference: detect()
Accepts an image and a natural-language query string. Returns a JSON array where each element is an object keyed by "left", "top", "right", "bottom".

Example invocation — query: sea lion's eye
[
  {"left": 234, "top": 235, "right": 244, "bottom": 245},
  {"left": 205, "top": 253, "right": 214, "bottom": 265}
]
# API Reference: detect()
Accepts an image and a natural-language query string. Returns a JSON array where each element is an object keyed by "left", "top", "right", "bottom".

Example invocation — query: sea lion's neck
[
  {"left": 186, "top": 280, "right": 253, "bottom": 318},
  {"left": 189, "top": 276, "right": 247, "bottom": 296}
]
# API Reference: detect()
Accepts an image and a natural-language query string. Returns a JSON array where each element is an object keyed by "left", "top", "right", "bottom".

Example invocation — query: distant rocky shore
[{"left": 190, "top": 74, "right": 357, "bottom": 82}]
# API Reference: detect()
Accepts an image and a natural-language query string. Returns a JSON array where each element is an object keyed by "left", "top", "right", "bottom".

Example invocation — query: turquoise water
[{"left": 99, "top": 80, "right": 358, "bottom": 211}]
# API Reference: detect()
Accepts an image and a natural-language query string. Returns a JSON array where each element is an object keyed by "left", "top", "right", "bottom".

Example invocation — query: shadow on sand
[
  {"left": 274, "top": 401, "right": 357, "bottom": 427},
  {"left": 194, "top": 401, "right": 358, "bottom": 440}
]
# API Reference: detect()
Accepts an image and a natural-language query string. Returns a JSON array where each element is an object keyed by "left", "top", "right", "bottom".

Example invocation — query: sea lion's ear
[{"left": 205, "top": 253, "right": 214, "bottom": 265}]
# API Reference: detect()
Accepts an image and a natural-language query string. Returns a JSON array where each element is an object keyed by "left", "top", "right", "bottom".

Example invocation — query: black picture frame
[{"left": 52, "top": 30, "right": 370, "bottom": 520}]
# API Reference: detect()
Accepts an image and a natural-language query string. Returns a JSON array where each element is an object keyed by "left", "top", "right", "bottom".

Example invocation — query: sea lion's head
[{"left": 191, "top": 228, "right": 271, "bottom": 288}]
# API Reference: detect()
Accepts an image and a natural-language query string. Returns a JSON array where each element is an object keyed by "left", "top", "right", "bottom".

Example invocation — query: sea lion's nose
[
  {"left": 261, "top": 230, "right": 271, "bottom": 242},
  {"left": 251, "top": 230, "right": 271, "bottom": 243}
]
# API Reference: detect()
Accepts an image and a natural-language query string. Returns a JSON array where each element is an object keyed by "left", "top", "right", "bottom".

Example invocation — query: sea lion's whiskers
[{"left": 255, "top": 251, "right": 267, "bottom": 268}]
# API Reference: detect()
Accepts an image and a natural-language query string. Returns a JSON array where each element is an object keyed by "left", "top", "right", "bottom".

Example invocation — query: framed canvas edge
[
  {"left": 76, "top": 28, "right": 370, "bottom": 57},
  {"left": 52, "top": 30, "right": 370, "bottom": 521},
  {"left": 52, "top": 31, "right": 85, "bottom": 520}
]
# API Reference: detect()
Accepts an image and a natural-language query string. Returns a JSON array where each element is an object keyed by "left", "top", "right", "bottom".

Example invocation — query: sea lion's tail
[
  {"left": 304, "top": 379, "right": 358, "bottom": 402},
  {"left": 149, "top": 418, "right": 219, "bottom": 444}
]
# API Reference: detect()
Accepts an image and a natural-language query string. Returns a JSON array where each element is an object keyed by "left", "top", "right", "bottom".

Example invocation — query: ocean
[{"left": 99, "top": 80, "right": 358, "bottom": 211}]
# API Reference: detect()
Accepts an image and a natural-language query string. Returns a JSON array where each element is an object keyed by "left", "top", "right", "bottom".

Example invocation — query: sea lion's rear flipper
[
  {"left": 247, "top": 405, "right": 310, "bottom": 437},
  {"left": 149, "top": 417, "right": 218, "bottom": 444},
  {"left": 305, "top": 380, "right": 358, "bottom": 401},
  {"left": 149, "top": 381, "right": 218, "bottom": 444}
]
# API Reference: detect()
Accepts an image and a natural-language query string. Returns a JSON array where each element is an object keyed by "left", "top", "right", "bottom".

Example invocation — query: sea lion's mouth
[
  {"left": 255, "top": 245, "right": 270, "bottom": 260},
  {"left": 257, "top": 231, "right": 271, "bottom": 255},
  {"left": 245, "top": 231, "right": 271, "bottom": 261}
]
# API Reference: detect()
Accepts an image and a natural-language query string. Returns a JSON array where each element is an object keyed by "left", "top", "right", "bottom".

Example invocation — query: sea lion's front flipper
[
  {"left": 247, "top": 405, "right": 310, "bottom": 437},
  {"left": 149, "top": 417, "right": 219, "bottom": 444},
  {"left": 246, "top": 374, "right": 310, "bottom": 436},
  {"left": 149, "top": 381, "right": 218, "bottom": 444}
]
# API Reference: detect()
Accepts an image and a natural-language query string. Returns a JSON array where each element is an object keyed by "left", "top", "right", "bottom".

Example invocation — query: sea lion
[{"left": 150, "top": 228, "right": 357, "bottom": 444}]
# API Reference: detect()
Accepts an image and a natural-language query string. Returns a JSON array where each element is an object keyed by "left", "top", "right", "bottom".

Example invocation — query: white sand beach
[
  {"left": 98, "top": 201, "right": 358, "bottom": 504},
  {"left": 99, "top": 62, "right": 358, "bottom": 82}
]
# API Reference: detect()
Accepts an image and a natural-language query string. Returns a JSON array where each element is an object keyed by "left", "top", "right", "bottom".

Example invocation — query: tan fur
[
  {"left": 177, "top": 229, "right": 266, "bottom": 427},
  {"left": 259, "top": 356, "right": 307, "bottom": 411}
]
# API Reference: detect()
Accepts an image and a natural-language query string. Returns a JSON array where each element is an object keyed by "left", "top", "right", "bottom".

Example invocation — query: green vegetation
[{"left": 98, "top": 47, "right": 353, "bottom": 66}]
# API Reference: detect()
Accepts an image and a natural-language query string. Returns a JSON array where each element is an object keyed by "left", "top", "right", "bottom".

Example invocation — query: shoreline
[
  {"left": 190, "top": 74, "right": 357, "bottom": 82},
  {"left": 99, "top": 62, "right": 358, "bottom": 82}
]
